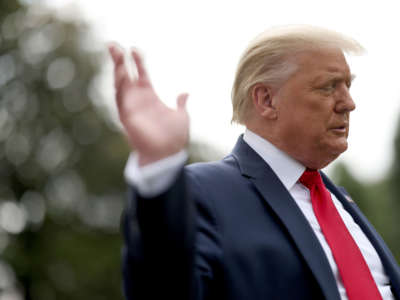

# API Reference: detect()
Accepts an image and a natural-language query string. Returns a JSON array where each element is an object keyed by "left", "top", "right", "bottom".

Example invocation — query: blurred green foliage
[
  {"left": 333, "top": 138, "right": 400, "bottom": 262},
  {"left": 0, "top": 1, "right": 130, "bottom": 299}
]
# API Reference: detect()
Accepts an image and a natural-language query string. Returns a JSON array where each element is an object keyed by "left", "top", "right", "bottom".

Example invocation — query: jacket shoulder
[{"left": 185, "top": 154, "right": 240, "bottom": 181}]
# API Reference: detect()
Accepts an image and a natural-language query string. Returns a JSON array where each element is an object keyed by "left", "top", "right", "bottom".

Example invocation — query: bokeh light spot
[
  {"left": 46, "top": 57, "right": 76, "bottom": 89},
  {"left": 0, "top": 202, "right": 27, "bottom": 234},
  {"left": 36, "top": 128, "right": 73, "bottom": 172},
  {"left": 0, "top": 54, "right": 16, "bottom": 87},
  {"left": 0, "top": 260, "right": 16, "bottom": 289}
]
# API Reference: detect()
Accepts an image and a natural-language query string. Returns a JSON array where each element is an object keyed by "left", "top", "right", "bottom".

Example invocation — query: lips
[
  {"left": 330, "top": 123, "right": 348, "bottom": 134},
  {"left": 330, "top": 120, "right": 348, "bottom": 129}
]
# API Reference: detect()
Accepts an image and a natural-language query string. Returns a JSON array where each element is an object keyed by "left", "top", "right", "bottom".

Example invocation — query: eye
[{"left": 320, "top": 81, "right": 337, "bottom": 92}]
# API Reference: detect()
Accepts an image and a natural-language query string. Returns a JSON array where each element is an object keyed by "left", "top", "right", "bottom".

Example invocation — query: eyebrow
[{"left": 311, "top": 72, "right": 356, "bottom": 85}]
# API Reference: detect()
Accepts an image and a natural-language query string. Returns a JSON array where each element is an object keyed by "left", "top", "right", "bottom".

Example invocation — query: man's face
[{"left": 271, "top": 48, "right": 355, "bottom": 169}]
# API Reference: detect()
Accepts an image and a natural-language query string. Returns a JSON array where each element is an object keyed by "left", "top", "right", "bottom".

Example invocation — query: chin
[
  {"left": 328, "top": 137, "right": 348, "bottom": 155},
  {"left": 308, "top": 143, "right": 348, "bottom": 170},
  {"left": 319, "top": 144, "right": 347, "bottom": 168},
  {"left": 334, "top": 141, "right": 348, "bottom": 154}
]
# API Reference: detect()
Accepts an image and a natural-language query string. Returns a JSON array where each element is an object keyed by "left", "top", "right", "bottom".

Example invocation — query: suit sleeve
[
  {"left": 122, "top": 167, "right": 223, "bottom": 300},
  {"left": 122, "top": 168, "right": 195, "bottom": 299}
]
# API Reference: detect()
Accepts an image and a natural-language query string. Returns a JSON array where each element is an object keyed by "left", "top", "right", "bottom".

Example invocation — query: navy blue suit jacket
[{"left": 122, "top": 136, "right": 400, "bottom": 300}]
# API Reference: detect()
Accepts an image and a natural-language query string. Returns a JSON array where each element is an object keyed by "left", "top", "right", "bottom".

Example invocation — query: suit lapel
[
  {"left": 322, "top": 173, "right": 400, "bottom": 299},
  {"left": 232, "top": 137, "right": 341, "bottom": 300}
]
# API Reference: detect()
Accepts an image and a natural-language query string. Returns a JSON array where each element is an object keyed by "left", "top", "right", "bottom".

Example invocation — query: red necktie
[{"left": 299, "top": 169, "right": 382, "bottom": 300}]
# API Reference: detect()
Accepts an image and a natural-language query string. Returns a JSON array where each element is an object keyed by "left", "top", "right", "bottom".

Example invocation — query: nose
[{"left": 335, "top": 84, "right": 356, "bottom": 113}]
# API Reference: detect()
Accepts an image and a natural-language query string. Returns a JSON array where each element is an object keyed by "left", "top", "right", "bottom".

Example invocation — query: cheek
[{"left": 277, "top": 96, "right": 331, "bottom": 137}]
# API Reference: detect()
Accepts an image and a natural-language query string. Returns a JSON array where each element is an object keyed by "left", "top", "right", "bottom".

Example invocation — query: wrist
[{"left": 137, "top": 150, "right": 184, "bottom": 167}]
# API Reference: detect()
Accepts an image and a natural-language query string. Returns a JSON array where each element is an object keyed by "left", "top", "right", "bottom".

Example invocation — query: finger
[
  {"left": 109, "top": 46, "right": 132, "bottom": 95},
  {"left": 131, "top": 49, "right": 149, "bottom": 81},
  {"left": 115, "top": 61, "right": 130, "bottom": 90},
  {"left": 108, "top": 44, "right": 125, "bottom": 68},
  {"left": 177, "top": 93, "right": 189, "bottom": 111},
  {"left": 115, "top": 76, "right": 131, "bottom": 108},
  {"left": 108, "top": 44, "right": 117, "bottom": 61},
  {"left": 108, "top": 44, "right": 128, "bottom": 83}
]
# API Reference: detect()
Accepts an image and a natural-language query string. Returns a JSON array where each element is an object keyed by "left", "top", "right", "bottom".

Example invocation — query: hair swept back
[{"left": 231, "top": 25, "right": 364, "bottom": 124}]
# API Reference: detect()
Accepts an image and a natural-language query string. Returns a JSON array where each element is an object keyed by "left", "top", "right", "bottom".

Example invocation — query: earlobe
[{"left": 252, "top": 83, "right": 277, "bottom": 120}]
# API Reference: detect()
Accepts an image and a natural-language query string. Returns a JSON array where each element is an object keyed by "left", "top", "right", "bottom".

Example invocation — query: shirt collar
[{"left": 243, "top": 129, "right": 306, "bottom": 191}]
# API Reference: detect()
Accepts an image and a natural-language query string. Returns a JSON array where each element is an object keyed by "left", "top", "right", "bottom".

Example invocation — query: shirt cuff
[{"left": 124, "top": 150, "right": 188, "bottom": 198}]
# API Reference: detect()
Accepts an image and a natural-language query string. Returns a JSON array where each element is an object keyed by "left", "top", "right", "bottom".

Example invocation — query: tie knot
[{"left": 299, "top": 169, "right": 322, "bottom": 189}]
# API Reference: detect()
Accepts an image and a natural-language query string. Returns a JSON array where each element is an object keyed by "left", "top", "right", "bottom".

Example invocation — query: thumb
[{"left": 176, "top": 93, "right": 189, "bottom": 111}]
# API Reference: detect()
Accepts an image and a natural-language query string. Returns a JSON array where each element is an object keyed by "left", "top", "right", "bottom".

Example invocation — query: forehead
[{"left": 292, "top": 48, "right": 351, "bottom": 79}]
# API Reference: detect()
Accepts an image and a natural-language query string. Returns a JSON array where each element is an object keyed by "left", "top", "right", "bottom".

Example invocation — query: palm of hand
[{"left": 109, "top": 46, "right": 189, "bottom": 166}]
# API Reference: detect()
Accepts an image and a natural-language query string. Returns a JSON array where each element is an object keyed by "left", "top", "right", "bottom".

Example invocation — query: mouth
[{"left": 330, "top": 123, "right": 348, "bottom": 134}]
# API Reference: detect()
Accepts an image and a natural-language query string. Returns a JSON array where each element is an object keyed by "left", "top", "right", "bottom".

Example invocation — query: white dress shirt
[{"left": 124, "top": 129, "right": 394, "bottom": 300}]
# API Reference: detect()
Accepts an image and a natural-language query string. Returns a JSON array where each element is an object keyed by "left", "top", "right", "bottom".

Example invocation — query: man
[{"left": 109, "top": 25, "right": 400, "bottom": 300}]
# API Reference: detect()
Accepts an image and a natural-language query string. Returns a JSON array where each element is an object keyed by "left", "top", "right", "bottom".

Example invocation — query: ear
[{"left": 251, "top": 83, "right": 278, "bottom": 120}]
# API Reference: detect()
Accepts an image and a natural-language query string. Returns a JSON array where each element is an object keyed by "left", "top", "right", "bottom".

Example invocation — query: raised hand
[{"left": 108, "top": 45, "right": 190, "bottom": 166}]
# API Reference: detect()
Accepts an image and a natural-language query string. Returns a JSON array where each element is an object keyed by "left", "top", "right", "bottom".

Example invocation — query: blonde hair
[{"left": 231, "top": 25, "right": 364, "bottom": 124}]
